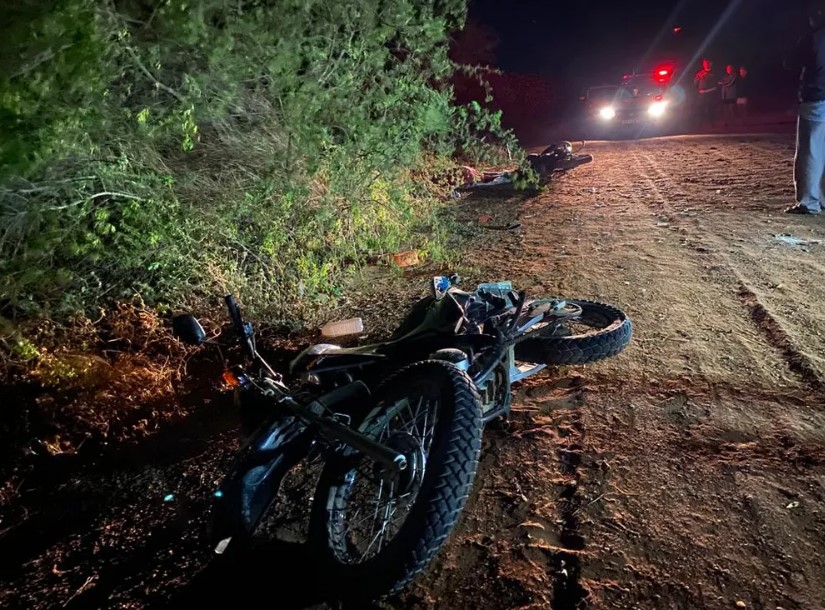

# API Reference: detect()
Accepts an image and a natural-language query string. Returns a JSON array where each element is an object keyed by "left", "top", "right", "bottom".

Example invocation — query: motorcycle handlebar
[
  {"left": 472, "top": 291, "right": 525, "bottom": 386},
  {"left": 224, "top": 294, "right": 256, "bottom": 358},
  {"left": 224, "top": 294, "right": 244, "bottom": 334}
]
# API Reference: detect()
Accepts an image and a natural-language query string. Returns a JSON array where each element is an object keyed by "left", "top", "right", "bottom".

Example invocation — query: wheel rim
[
  {"left": 330, "top": 395, "right": 440, "bottom": 564},
  {"left": 521, "top": 300, "right": 619, "bottom": 339}
]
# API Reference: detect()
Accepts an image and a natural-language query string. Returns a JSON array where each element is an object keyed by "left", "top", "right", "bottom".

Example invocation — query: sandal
[{"left": 784, "top": 204, "right": 821, "bottom": 215}]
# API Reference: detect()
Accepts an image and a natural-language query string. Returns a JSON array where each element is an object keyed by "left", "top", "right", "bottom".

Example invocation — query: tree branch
[
  {"left": 11, "top": 44, "right": 76, "bottom": 80},
  {"left": 48, "top": 191, "right": 145, "bottom": 211},
  {"left": 123, "top": 43, "right": 184, "bottom": 103}
]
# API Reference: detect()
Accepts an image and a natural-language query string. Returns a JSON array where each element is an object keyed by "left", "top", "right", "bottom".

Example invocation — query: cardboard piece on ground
[{"left": 392, "top": 250, "right": 419, "bottom": 267}]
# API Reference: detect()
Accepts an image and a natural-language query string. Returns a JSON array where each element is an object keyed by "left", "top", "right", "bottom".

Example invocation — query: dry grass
[{"left": 0, "top": 299, "right": 197, "bottom": 462}]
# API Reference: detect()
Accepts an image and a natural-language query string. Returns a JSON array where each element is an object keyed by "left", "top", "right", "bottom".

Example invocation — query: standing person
[
  {"left": 785, "top": 2, "right": 825, "bottom": 214},
  {"left": 736, "top": 66, "right": 750, "bottom": 126},
  {"left": 718, "top": 64, "right": 739, "bottom": 127},
  {"left": 694, "top": 58, "right": 718, "bottom": 128}
]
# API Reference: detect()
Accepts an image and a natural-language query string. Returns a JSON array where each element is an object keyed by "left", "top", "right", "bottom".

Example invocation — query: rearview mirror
[{"left": 172, "top": 314, "right": 206, "bottom": 345}]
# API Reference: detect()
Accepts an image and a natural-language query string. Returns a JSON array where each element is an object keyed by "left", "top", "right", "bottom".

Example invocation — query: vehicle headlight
[
  {"left": 599, "top": 106, "right": 616, "bottom": 120},
  {"left": 648, "top": 101, "right": 668, "bottom": 117}
]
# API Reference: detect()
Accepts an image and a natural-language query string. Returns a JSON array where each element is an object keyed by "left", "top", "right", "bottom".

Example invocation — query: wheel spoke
[
  {"left": 420, "top": 401, "right": 429, "bottom": 443},
  {"left": 404, "top": 396, "right": 422, "bottom": 437},
  {"left": 345, "top": 497, "right": 393, "bottom": 534},
  {"left": 376, "top": 481, "right": 396, "bottom": 554},
  {"left": 402, "top": 396, "right": 433, "bottom": 441},
  {"left": 361, "top": 481, "right": 395, "bottom": 561},
  {"left": 423, "top": 403, "right": 437, "bottom": 453},
  {"left": 360, "top": 477, "right": 384, "bottom": 542},
  {"left": 335, "top": 392, "right": 440, "bottom": 564}
]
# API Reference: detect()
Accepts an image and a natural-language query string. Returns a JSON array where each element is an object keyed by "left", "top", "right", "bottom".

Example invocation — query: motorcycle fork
[{"left": 509, "top": 345, "right": 546, "bottom": 383}]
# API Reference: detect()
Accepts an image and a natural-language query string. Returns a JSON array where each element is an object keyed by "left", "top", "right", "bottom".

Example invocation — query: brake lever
[{"left": 507, "top": 291, "right": 527, "bottom": 334}]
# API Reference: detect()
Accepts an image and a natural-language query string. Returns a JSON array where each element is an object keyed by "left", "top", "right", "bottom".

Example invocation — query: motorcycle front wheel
[
  {"left": 514, "top": 299, "right": 632, "bottom": 365},
  {"left": 308, "top": 360, "right": 482, "bottom": 602}
]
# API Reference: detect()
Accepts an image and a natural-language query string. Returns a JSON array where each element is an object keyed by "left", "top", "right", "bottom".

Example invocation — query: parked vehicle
[
  {"left": 583, "top": 64, "right": 687, "bottom": 138},
  {"left": 172, "top": 277, "right": 632, "bottom": 602}
]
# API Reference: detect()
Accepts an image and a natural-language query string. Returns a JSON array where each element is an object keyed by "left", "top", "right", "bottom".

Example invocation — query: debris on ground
[
  {"left": 321, "top": 317, "right": 364, "bottom": 338},
  {"left": 482, "top": 222, "right": 521, "bottom": 232},
  {"left": 392, "top": 250, "right": 420, "bottom": 267},
  {"left": 773, "top": 233, "right": 822, "bottom": 247}
]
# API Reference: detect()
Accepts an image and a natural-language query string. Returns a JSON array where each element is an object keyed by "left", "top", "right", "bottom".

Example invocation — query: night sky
[{"left": 469, "top": 0, "right": 808, "bottom": 98}]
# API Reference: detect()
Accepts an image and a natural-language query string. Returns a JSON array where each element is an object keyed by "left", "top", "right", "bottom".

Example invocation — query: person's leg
[
  {"left": 708, "top": 96, "right": 719, "bottom": 127},
  {"left": 724, "top": 101, "right": 734, "bottom": 126},
  {"left": 818, "top": 121, "right": 825, "bottom": 207},
  {"left": 700, "top": 94, "right": 711, "bottom": 127},
  {"left": 735, "top": 98, "right": 746, "bottom": 127},
  {"left": 793, "top": 113, "right": 825, "bottom": 213},
  {"left": 693, "top": 96, "right": 702, "bottom": 129}
]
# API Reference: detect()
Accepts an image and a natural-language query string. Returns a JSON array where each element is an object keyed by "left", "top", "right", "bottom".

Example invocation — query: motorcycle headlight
[
  {"left": 599, "top": 106, "right": 616, "bottom": 120},
  {"left": 648, "top": 101, "right": 668, "bottom": 117}
]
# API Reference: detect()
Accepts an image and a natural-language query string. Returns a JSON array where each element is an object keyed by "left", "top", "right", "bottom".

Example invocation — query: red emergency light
[{"left": 653, "top": 64, "right": 673, "bottom": 85}]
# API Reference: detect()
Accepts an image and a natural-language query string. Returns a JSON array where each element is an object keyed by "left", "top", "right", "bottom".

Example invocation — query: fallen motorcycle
[
  {"left": 172, "top": 277, "right": 631, "bottom": 602},
  {"left": 454, "top": 141, "right": 593, "bottom": 194},
  {"left": 527, "top": 141, "right": 594, "bottom": 182}
]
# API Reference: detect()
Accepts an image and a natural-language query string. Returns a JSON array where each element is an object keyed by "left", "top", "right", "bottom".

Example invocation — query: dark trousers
[{"left": 699, "top": 92, "right": 717, "bottom": 125}]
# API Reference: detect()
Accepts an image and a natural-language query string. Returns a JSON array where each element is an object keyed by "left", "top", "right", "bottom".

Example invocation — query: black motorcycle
[
  {"left": 172, "top": 277, "right": 631, "bottom": 602},
  {"left": 455, "top": 141, "right": 594, "bottom": 194},
  {"left": 527, "top": 141, "right": 594, "bottom": 183}
]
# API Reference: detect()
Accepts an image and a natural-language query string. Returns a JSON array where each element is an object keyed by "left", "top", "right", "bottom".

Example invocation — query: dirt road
[
  {"left": 3, "top": 135, "right": 825, "bottom": 610},
  {"left": 403, "top": 134, "right": 825, "bottom": 610}
]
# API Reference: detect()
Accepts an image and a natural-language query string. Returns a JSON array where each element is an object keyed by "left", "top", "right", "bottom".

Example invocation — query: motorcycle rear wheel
[
  {"left": 559, "top": 153, "right": 594, "bottom": 171},
  {"left": 308, "top": 360, "right": 482, "bottom": 602},
  {"left": 514, "top": 299, "right": 632, "bottom": 365}
]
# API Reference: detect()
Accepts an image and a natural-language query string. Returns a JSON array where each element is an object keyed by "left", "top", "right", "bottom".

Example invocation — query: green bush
[{"left": 0, "top": 0, "right": 518, "bottom": 322}]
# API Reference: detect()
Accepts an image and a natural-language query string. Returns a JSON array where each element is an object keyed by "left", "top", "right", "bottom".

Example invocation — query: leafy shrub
[{"left": 0, "top": 0, "right": 518, "bottom": 323}]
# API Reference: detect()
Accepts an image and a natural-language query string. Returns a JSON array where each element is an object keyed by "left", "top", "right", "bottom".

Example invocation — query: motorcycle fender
[{"left": 209, "top": 415, "right": 313, "bottom": 553}]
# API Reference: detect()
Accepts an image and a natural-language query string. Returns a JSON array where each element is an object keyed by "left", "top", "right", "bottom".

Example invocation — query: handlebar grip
[{"left": 224, "top": 294, "right": 245, "bottom": 336}]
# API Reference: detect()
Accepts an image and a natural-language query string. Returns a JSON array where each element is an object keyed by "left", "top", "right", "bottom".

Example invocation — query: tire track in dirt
[
  {"left": 736, "top": 285, "right": 825, "bottom": 393},
  {"left": 550, "top": 409, "right": 589, "bottom": 610},
  {"left": 634, "top": 149, "right": 825, "bottom": 393}
]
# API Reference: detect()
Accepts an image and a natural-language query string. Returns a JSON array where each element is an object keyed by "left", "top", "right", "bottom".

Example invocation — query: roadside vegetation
[{"left": 0, "top": 0, "right": 518, "bottom": 462}]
